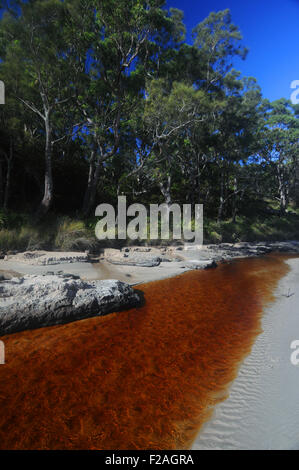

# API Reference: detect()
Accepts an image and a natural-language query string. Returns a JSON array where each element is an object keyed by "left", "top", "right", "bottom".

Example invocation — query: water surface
[{"left": 0, "top": 254, "right": 291, "bottom": 449}]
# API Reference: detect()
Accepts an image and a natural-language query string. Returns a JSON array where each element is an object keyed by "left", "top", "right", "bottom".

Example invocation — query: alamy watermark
[
  {"left": 0, "top": 80, "right": 4, "bottom": 105},
  {"left": 290, "top": 340, "right": 299, "bottom": 366},
  {"left": 95, "top": 197, "right": 203, "bottom": 246},
  {"left": 290, "top": 80, "right": 299, "bottom": 104},
  {"left": 0, "top": 341, "right": 4, "bottom": 364}
]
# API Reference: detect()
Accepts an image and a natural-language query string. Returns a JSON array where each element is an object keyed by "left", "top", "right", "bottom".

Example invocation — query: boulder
[
  {"left": 0, "top": 273, "right": 142, "bottom": 335},
  {"left": 185, "top": 259, "right": 218, "bottom": 270},
  {"left": 106, "top": 252, "right": 161, "bottom": 267}
]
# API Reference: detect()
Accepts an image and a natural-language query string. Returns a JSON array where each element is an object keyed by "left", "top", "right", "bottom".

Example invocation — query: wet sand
[{"left": 192, "top": 256, "right": 299, "bottom": 450}]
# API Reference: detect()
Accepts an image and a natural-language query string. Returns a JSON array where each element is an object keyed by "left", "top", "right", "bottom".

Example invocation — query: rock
[
  {"left": 0, "top": 269, "right": 21, "bottom": 281},
  {"left": 122, "top": 246, "right": 151, "bottom": 253},
  {"left": 255, "top": 245, "right": 272, "bottom": 253},
  {"left": 159, "top": 256, "right": 172, "bottom": 262},
  {"left": 106, "top": 252, "right": 161, "bottom": 267},
  {"left": 185, "top": 260, "right": 218, "bottom": 270},
  {"left": 103, "top": 248, "right": 121, "bottom": 257},
  {"left": 232, "top": 242, "right": 251, "bottom": 249},
  {"left": 184, "top": 244, "right": 203, "bottom": 251},
  {"left": 4, "top": 251, "right": 89, "bottom": 265},
  {"left": 0, "top": 274, "right": 142, "bottom": 335},
  {"left": 120, "top": 246, "right": 163, "bottom": 256},
  {"left": 6, "top": 250, "right": 18, "bottom": 255},
  {"left": 269, "top": 241, "right": 299, "bottom": 253}
]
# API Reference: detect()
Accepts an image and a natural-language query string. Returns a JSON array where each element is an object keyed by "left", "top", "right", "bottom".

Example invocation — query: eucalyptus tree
[
  {"left": 70, "top": 0, "right": 185, "bottom": 216},
  {"left": 260, "top": 99, "right": 299, "bottom": 214},
  {"left": 192, "top": 9, "right": 248, "bottom": 91},
  {"left": 166, "top": 9, "right": 252, "bottom": 213},
  {"left": 0, "top": 0, "right": 78, "bottom": 217},
  {"left": 138, "top": 78, "right": 211, "bottom": 206},
  {"left": 0, "top": 50, "right": 23, "bottom": 210},
  {"left": 128, "top": 10, "right": 251, "bottom": 209},
  {"left": 201, "top": 72, "right": 263, "bottom": 222},
  {"left": 292, "top": 104, "right": 299, "bottom": 206}
]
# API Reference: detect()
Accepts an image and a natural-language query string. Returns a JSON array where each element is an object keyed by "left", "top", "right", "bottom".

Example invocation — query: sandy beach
[{"left": 192, "top": 257, "right": 299, "bottom": 450}]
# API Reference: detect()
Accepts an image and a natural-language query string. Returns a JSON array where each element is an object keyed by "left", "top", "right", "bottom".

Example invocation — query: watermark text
[
  {"left": 0, "top": 341, "right": 5, "bottom": 364},
  {"left": 0, "top": 80, "right": 4, "bottom": 105},
  {"left": 95, "top": 197, "right": 203, "bottom": 246},
  {"left": 290, "top": 340, "right": 299, "bottom": 366}
]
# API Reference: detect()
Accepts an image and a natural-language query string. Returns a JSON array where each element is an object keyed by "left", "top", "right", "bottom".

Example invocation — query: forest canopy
[{"left": 0, "top": 0, "right": 298, "bottom": 248}]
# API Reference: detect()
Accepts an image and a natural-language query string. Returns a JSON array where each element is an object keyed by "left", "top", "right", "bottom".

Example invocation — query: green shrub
[{"left": 54, "top": 217, "right": 98, "bottom": 251}]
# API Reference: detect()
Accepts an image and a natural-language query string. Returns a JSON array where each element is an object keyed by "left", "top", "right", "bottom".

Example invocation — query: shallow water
[{"left": 0, "top": 254, "right": 292, "bottom": 449}]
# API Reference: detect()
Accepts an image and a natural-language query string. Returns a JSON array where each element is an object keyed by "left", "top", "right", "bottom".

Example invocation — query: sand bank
[{"left": 192, "top": 257, "right": 299, "bottom": 450}]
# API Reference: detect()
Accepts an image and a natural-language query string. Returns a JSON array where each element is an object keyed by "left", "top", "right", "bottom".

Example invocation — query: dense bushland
[{"left": 0, "top": 1, "right": 298, "bottom": 248}]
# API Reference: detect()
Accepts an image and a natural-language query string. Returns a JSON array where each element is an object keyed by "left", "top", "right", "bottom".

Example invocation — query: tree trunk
[
  {"left": 232, "top": 176, "right": 238, "bottom": 223},
  {"left": 159, "top": 175, "right": 172, "bottom": 208},
  {"left": 277, "top": 166, "right": 287, "bottom": 214},
  {"left": 0, "top": 160, "right": 3, "bottom": 207},
  {"left": 3, "top": 137, "right": 13, "bottom": 211},
  {"left": 217, "top": 167, "right": 224, "bottom": 223},
  {"left": 37, "top": 117, "right": 53, "bottom": 218},
  {"left": 82, "top": 150, "right": 96, "bottom": 215},
  {"left": 82, "top": 153, "right": 101, "bottom": 217}
]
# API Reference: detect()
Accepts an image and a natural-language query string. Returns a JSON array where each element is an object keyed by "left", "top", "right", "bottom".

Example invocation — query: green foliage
[
  {"left": 204, "top": 210, "right": 299, "bottom": 244},
  {"left": 0, "top": 2, "right": 298, "bottom": 245}
]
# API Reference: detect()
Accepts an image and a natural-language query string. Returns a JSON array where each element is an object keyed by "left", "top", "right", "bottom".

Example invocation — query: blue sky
[
  {"left": 1, "top": 1, "right": 298, "bottom": 102},
  {"left": 167, "top": 0, "right": 299, "bottom": 102}
]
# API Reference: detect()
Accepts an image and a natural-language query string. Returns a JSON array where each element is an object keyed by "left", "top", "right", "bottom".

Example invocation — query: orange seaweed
[{"left": 0, "top": 254, "right": 292, "bottom": 450}]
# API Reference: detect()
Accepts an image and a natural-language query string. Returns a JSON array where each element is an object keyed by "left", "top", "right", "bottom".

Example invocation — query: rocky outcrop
[
  {"left": 4, "top": 251, "right": 89, "bottom": 265},
  {"left": 0, "top": 273, "right": 142, "bottom": 335},
  {"left": 167, "top": 241, "right": 299, "bottom": 263},
  {"left": 100, "top": 241, "right": 299, "bottom": 272},
  {"left": 266, "top": 241, "right": 299, "bottom": 253},
  {"left": 105, "top": 249, "right": 161, "bottom": 267}
]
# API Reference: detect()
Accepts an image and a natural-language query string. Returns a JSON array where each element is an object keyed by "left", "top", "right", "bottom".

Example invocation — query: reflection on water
[{"left": 0, "top": 254, "right": 291, "bottom": 449}]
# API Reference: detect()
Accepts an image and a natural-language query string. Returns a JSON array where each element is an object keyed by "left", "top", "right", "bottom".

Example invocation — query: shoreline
[
  {"left": 1, "top": 241, "right": 299, "bottom": 286},
  {"left": 191, "top": 256, "right": 299, "bottom": 450},
  {"left": 3, "top": 243, "right": 298, "bottom": 337}
]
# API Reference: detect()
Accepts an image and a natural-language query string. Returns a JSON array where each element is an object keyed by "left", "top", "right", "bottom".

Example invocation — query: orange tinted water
[{"left": 0, "top": 254, "right": 292, "bottom": 449}]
